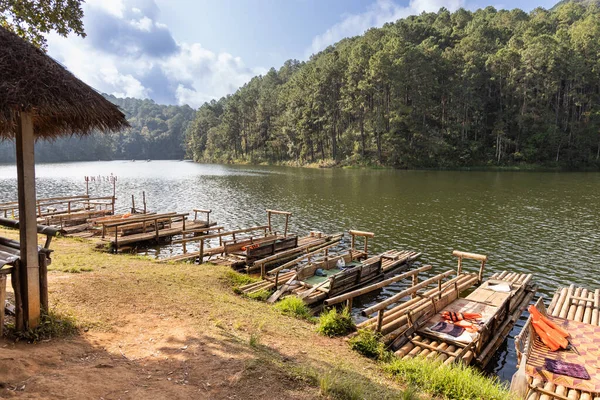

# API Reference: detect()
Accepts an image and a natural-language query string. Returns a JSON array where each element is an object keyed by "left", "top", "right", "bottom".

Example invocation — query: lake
[{"left": 0, "top": 160, "right": 599, "bottom": 381}]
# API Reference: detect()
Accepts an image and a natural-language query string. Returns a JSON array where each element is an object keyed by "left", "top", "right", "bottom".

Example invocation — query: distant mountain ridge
[{"left": 0, "top": 94, "right": 195, "bottom": 163}]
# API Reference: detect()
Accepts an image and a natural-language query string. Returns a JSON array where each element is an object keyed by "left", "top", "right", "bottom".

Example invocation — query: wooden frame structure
[{"left": 267, "top": 209, "right": 291, "bottom": 237}]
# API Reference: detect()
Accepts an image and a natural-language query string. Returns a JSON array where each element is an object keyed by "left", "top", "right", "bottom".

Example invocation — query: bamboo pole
[
  {"left": 362, "top": 270, "right": 456, "bottom": 316},
  {"left": 324, "top": 265, "right": 432, "bottom": 306}
]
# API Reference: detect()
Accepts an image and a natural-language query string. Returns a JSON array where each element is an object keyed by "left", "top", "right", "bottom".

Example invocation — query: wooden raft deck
[
  {"left": 516, "top": 285, "right": 600, "bottom": 400},
  {"left": 388, "top": 270, "right": 536, "bottom": 367},
  {"left": 102, "top": 219, "right": 214, "bottom": 249}
]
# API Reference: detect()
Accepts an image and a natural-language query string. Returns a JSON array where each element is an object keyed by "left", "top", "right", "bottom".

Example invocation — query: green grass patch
[
  {"left": 9, "top": 310, "right": 79, "bottom": 342},
  {"left": 317, "top": 307, "right": 355, "bottom": 337},
  {"left": 61, "top": 267, "right": 94, "bottom": 273},
  {"left": 384, "top": 357, "right": 511, "bottom": 400},
  {"left": 246, "top": 289, "right": 272, "bottom": 301},
  {"left": 249, "top": 332, "right": 261, "bottom": 348},
  {"left": 348, "top": 329, "right": 387, "bottom": 360},
  {"left": 224, "top": 270, "right": 259, "bottom": 293},
  {"left": 274, "top": 296, "right": 313, "bottom": 321}
]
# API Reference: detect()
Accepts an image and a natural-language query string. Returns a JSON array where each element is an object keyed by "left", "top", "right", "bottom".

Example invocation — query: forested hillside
[
  {"left": 0, "top": 95, "right": 194, "bottom": 163},
  {"left": 186, "top": 1, "right": 600, "bottom": 168}
]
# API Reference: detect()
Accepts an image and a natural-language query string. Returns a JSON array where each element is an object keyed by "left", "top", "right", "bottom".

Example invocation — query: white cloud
[
  {"left": 130, "top": 16, "right": 153, "bottom": 31},
  {"left": 308, "top": 0, "right": 465, "bottom": 56},
  {"left": 46, "top": 0, "right": 266, "bottom": 108},
  {"left": 86, "top": 0, "right": 126, "bottom": 18}
]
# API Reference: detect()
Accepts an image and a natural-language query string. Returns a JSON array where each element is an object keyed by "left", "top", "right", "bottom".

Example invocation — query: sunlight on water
[{"left": 1, "top": 160, "right": 599, "bottom": 381}]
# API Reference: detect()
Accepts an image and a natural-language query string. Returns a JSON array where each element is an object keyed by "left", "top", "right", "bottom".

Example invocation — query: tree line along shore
[{"left": 2, "top": 1, "right": 600, "bottom": 171}]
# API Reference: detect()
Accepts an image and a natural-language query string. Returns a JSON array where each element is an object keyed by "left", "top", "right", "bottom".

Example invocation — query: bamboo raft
[
  {"left": 357, "top": 251, "right": 537, "bottom": 368},
  {"left": 99, "top": 210, "right": 215, "bottom": 251},
  {"left": 239, "top": 230, "right": 421, "bottom": 306},
  {"left": 515, "top": 285, "right": 600, "bottom": 400},
  {"left": 159, "top": 210, "right": 341, "bottom": 271},
  {"left": 0, "top": 195, "right": 116, "bottom": 228}
]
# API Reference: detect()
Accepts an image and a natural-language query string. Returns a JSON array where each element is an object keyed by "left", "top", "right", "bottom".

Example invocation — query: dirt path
[{"left": 0, "top": 233, "right": 403, "bottom": 399}]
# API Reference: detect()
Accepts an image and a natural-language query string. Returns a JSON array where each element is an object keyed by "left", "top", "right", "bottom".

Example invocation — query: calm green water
[{"left": 0, "top": 160, "right": 599, "bottom": 381}]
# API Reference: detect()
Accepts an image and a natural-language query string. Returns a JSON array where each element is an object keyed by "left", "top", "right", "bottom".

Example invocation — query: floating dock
[
  {"left": 357, "top": 251, "right": 536, "bottom": 368},
  {"left": 515, "top": 285, "right": 600, "bottom": 400}
]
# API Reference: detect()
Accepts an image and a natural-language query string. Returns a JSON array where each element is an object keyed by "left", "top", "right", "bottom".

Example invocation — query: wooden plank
[
  {"left": 267, "top": 273, "right": 298, "bottom": 303},
  {"left": 349, "top": 230, "right": 375, "bottom": 238},
  {"left": 452, "top": 250, "right": 487, "bottom": 261}
]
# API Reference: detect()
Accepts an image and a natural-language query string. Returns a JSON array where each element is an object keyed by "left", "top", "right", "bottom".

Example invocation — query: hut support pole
[{"left": 15, "top": 112, "right": 40, "bottom": 329}]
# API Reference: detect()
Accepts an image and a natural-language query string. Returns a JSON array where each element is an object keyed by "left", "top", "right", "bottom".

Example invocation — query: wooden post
[
  {"left": 364, "top": 237, "right": 368, "bottom": 255},
  {"left": 15, "top": 112, "right": 40, "bottom": 329},
  {"left": 284, "top": 214, "right": 289, "bottom": 238},
  {"left": 351, "top": 233, "right": 355, "bottom": 251},
  {"left": 478, "top": 259, "right": 486, "bottom": 283},
  {"left": 199, "top": 239, "right": 204, "bottom": 263},
  {"left": 11, "top": 264, "right": 23, "bottom": 331},
  {"left": 39, "top": 253, "right": 48, "bottom": 312},
  {"left": 131, "top": 195, "right": 136, "bottom": 214},
  {"left": 0, "top": 273, "right": 6, "bottom": 337},
  {"left": 457, "top": 256, "right": 463, "bottom": 275},
  {"left": 267, "top": 211, "right": 272, "bottom": 234},
  {"left": 377, "top": 309, "right": 384, "bottom": 332},
  {"left": 142, "top": 191, "right": 146, "bottom": 214},
  {"left": 411, "top": 274, "right": 419, "bottom": 299}
]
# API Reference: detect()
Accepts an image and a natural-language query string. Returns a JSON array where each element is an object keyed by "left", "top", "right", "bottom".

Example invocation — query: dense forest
[
  {"left": 0, "top": 95, "right": 194, "bottom": 163},
  {"left": 186, "top": 1, "right": 600, "bottom": 168}
]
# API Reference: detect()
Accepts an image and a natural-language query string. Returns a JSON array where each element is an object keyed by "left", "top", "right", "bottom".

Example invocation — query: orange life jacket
[
  {"left": 528, "top": 305, "right": 569, "bottom": 338},
  {"left": 441, "top": 311, "right": 482, "bottom": 322}
]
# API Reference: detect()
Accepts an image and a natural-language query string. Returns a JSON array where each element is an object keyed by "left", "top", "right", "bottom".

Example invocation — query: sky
[{"left": 47, "top": 0, "right": 559, "bottom": 109}]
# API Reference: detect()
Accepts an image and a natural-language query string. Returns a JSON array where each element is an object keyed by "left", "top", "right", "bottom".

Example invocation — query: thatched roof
[{"left": 0, "top": 26, "right": 129, "bottom": 139}]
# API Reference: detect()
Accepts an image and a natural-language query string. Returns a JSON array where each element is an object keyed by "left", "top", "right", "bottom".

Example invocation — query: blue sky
[{"left": 47, "top": 0, "right": 558, "bottom": 108}]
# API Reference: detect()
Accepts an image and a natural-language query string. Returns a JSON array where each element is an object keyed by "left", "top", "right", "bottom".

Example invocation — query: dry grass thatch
[{"left": 0, "top": 26, "right": 129, "bottom": 140}]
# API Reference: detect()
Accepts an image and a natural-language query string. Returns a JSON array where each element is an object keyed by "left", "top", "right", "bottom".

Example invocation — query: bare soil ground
[{"left": 0, "top": 230, "right": 405, "bottom": 399}]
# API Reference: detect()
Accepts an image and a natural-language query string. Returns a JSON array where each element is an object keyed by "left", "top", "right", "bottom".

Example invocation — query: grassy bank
[
  {"left": 0, "top": 228, "right": 512, "bottom": 399},
  {"left": 195, "top": 156, "right": 599, "bottom": 172}
]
